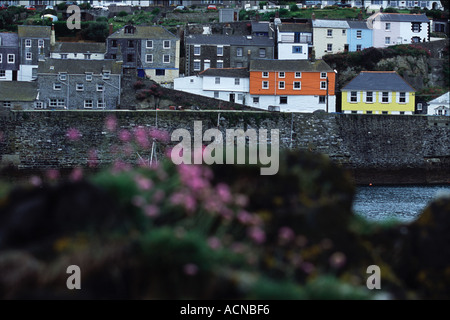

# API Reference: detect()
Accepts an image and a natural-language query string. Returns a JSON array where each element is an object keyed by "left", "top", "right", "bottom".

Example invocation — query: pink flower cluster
[{"left": 66, "top": 128, "right": 81, "bottom": 141}]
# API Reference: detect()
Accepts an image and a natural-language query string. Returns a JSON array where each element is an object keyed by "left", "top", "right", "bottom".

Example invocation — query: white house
[
  {"left": 312, "top": 19, "right": 350, "bottom": 59},
  {"left": 277, "top": 22, "right": 313, "bottom": 60},
  {"left": 174, "top": 68, "right": 250, "bottom": 105},
  {"left": 50, "top": 42, "right": 106, "bottom": 60},
  {"left": 367, "top": 12, "right": 430, "bottom": 48},
  {"left": 427, "top": 92, "right": 450, "bottom": 116}
]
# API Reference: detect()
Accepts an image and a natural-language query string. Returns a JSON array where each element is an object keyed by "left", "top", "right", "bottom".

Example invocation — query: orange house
[{"left": 249, "top": 60, "right": 336, "bottom": 112}]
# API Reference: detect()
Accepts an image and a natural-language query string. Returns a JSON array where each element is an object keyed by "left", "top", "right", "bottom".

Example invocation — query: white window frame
[
  {"left": 76, "top": 83, "right": 84, "bottom": 91},
  {"left": 365, "top": 91, "right": 374, "bottom": 103},
  {"left": 237, "top": 47, "right": 243, "bottom": 57},
  {"left": 0, "top": 70, "right": 5, "bottom": 78},
  {"left": 262, "top": 72, "right": 269, "bottom": 78},
  {"left": 7, "top": 54, "right": 14, "bottom": 64},
  {"left": 295, "top": 72, "right": 302, "bottom": 78},
  {"left": 61, "top": 54, "right": 68, "bottom": 59},
  {"left": 38, "top": 39, "right": 44, "bottom": 48},
  {"left": 320, "top": 72, "right": 327, "bottom": 79},
  {"left": 217, "top": 45, "right": 223, "bottom": 56},
  {"left": 53, "top": 83, "right": 62, "bottom": 90},
  {"left": 194, "top": 45, "right": 201, "bottom": 56},
  {"left": 25, "top": 39, "right": 32, "bottom": 47},
  {"left": 350, "top": 91, "right": 358, "bottom": 103},
  {"left": 380, "top": 91, "right": 391, "bottom": 103},
  {"left": 146, "top": 54, "right": 153, "bottom": 63},
  {"left": 163, "top": 40, "right": 171, "bottom": 49},
  {"left": 356, "top": 44, "right": 362, "bottom": 51},
  {"left": 417, "top": 103, "right": 423, "bottom": 111},
  {"left": 238, "top": 94, "right": 243, "bottom": 101},
  {"left": 97, "top": 84, "right": 104, "bottom": 92},
  {"left": 262, "top": 81, "right": 269, "bottom": 89},
  {"left": 193, "top": 60, "right": 201, "bottom": 71},
  {"left": 385, "top": 23, "right": 391, "bottom": 31},
  {"left": 327, "top": 43, "right": 333, "bottom": 52},
  {"left": 320, "top": 81, "right": 327, "bottom": 90},
  {"left": 327, "top": 29, "right": 333, "bottom": 37},
  {"left": 253, "top": 97, "right": 259, "bottom": 103},
  {"left": 84, "top": 54, "right": 91, "bottom": 60},
  {"left": 59, "top": 73, "right": 67, "bottom": 81},
  {"left": 3, "top": 101, "right": 11, "bottom": 108},
  {"left": 279, "top": 72, "right": 285, "bottom": 78},
  {"left": 397, "top": 92, "right": 408, "bottom": 104},
  {"left": 163, "top": 55, "right": 170, "bottom": 64},
  {"left": 293, "top": 81, "right": 301, "bottom": 90},
  {"left": 214, "top": 91, "right": 219, "bottom": 98},
  {"left": 146, "top": 40, "right": 153, "bottom": 49},
  {"left": 356, "top": 30, "right": 362, "bottom": 39},
  {"left": 235, "top": 78, "right": 240, "bottom": 85},
  {"left": 259, "top": 48, "right": 266, "bottom": 58},
  {"left": 278, "top": 81, "right": 285, "bottom": 89},
  {"left": 97, "top": 99, "right": 105, "bottom": 109},
  {"left": 216, "top": 60, "right": 223, "bottom": 68},
  {"left": 84, "top": 100, "right": 93, "bottom": 109},
  {"left": 103, "top": 71, "right": 111, "bottom": 80},
  {"left": 215, "top": 77, "right": 220, "bottom": 84},
  {"left": 0, "top": 54, "right": 2, "bottom": 63},
  {"left": 86, "top": 73, "right": 93, "bottom": 81},
  {"left": 385, "top": 37, "right": 391, "bottom": 45},
  {"left": 35, "top": 101, "right": 44, "bottom": 109},
  {"left": 26, "top": 52, "right": 32, "bottom": 60}
]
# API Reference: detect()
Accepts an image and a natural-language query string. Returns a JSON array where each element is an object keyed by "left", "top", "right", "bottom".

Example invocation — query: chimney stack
[
  {"left": 311, "top": 12, "right": 316, "bottom": 20},
  {"left": 358, "top": 10, "right": 363, "bottom": 21},
  {"left": 51, "top": 24, "right": 56, "bottom": 46},
  {"left": 109, "top": 23, "right": 114, "bottom": 36}
]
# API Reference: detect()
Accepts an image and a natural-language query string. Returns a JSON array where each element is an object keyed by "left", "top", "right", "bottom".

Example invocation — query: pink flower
[
  {"left": 207, "top": 237, "right": 221, "bottom": 250},
  {"left": 87, "top": 149, "right": 99, "bottom": 168},
  {"left": 105, "top": 115, "right": 117, "bottom": 132},
  {"left": 118, "top": 129, "right": 132, "bottom": 142},
  {"left": 183, "top": 263, "right": 198, "bottom": 276},
  {"left": 152, "top": 190, "right": 165, "bottom": 203},
  {"left": 134, "top": 127, "right": 150, "bottom": 149},
  {"left": 170, "top": 192, "right": 196, "bottom": 213},
  {"left": 220, "top": 207, "right": 233, "bottom": 221},
  {"left": 112, "top": 160, "right": 131, "bottom": 173},
  {"left": 46, "top": 169, "right": 60, "bottom": 181},
  {"left": 329, "top": 252, "right": 347, "bottom": 269},
  {"left": 216, "top": 183, "right": 232, "bottom": 203},
  {"left": 66, "top": 128, "right": 81, "bottom": 141},
  {"left": 30, "top": 176, "right": 42, "bottom": 187},
  {"left": 234, "top": 194, "right": 249, "bottom": 207},
  {"left": 148, "top": 128, "right": 170, "bottom": 143},
  {"left": 134, "top": 175, "right": 153, "bottom": 191},
  {"left": 248, "top": 226, "right": 266, "bottom": 244},
  {"left": 278, "top": 227, "right": 295, "bottom": 243},
  {"left": 70, "top": 168, "right": 83, "bottom": 182},
  {"left": 237, "top": 210, "right": 253, "bottom": 225},
  {"left": 144, "top": 204, "right": 160, "bottom": 218}
]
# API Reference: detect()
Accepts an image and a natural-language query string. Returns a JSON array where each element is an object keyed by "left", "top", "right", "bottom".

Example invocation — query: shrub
[
  {"left": 96, "top": 16, "right": 108, "bottom": 22},
  {"left": 151, "top": 7, "right": 160, "bottom": 15},
  {"left": 133, "top": 81, "right": 145, "bottom": 90},
  {"left": 290, "top": 3, "right": 300, "bottom": 12},
  {"left": 118, "top": 11, "right": 128, "bottom": 17}
]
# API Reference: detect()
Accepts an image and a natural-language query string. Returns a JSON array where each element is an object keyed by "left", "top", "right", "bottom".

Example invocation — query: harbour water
[{"left": 353, "top": 185, "right": 450, "bottom": 222}]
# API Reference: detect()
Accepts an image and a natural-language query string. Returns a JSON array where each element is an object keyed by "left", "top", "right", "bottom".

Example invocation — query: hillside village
[{"left": 0, "top": 0, "right": 449, "bottom": 116}]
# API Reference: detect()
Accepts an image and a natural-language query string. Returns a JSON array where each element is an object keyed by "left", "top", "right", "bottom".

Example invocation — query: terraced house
[
  {"left": 312, "top": 19, "right": 349, "bottom": 59},
  {"left": 106, "top": 25, "right": 179, "bottom": 84},
  {"left": 0, "top": 32, "right": 19, "bottom": 82},
  {"left": 341, "top": 71, "right": 416, "bottom": 115}
]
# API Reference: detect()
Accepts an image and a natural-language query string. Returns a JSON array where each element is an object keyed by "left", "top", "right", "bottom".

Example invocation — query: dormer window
[
  {"left": 103, "top": 71, "right": 111, "bottom": 80},
  {"left": 86, "top": 72, "right": 93, "bottom": 81},
  {"left": 111, "top": 40, "right": 118, "bottom": 47},
  {"left": 59, "top": 73, "right": 67, "bottom": 81},
  {"left": 124, "top": 25, "right": 136, "bottom": 34}
]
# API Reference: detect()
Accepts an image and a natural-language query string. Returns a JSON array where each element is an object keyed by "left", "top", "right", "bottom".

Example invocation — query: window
[
  {"left": 320, "top": 72, "right": 327, "bottom": 79},
  {"left": 351, "top": 111, "right": 357, "bottom": 114},
  {"left": 320, "top": 81, "right": 327, "bottom": 90},
  {"left": 3, "top": 102, "right": 11, "bottom": 108},
  {"left": 146, "top": 40, "right": 153, "bottom": 48},
  {"left": 385, "top": 23, "right": 391, "bottom": 30},
  {"left": 259, "top": 48, "right": 266, "bottom": 58},
  {"left": 215, "top": 77, "right": 220, "bottom": 84},
  {"left": 84, "top": 100, "right": 93, "bottom": 109},
  {"left": 190, "top": 79, "right": 194, "bottom": 83},
  {"left": 280, "top": 96, "right": 288, "bottom": 104},
  {"left": 295, "top": 72, "right": 302, "bottom": 78},
  {"left": 262, "top": 72, "right": 269, "bottom": 78},
  {"left": 417, "top": 103, "right": 423, "bottom": 111},
  {"left": 350, "top": 91, "right": 358, "bottom": 102},
  {"left": 400, "top": 111, "right": 405, "bottom": 115},
  {"left": 155, "top": 69, "right": 165, "bottom": 76},
  {"left": 213, "top": 91, "right": 219, "bottom": 98},
  {"left": 7, "top": 54, "right": 14, "bottom": 63},
  {"left": 59, "top": 73, "right": 67, "bottom": 81},
  {"left": 163, "top": 55, "right": 170, "bottom": 63},
  {"left": 319, "top": 96, "right": 326, "bottom": 104},
  {"left": 385, "top": 37, "right": 391, "bottom": 45},
  {"left": 103, "top": 71, "right": 111, "bottom": 80},
  {"left": 84, "top": 54, "right": 91, "bottom": 60},
  {"left": 97, "top": 100, "right": 105, "bottom": 109},
  {"left": 279, "top": 72, "right": 285, "bottom": 78},
  {"left": 53, "top": 83, "right": 62, "bottom": 90},
  {"left": 238, "top": 94, "right": 243, "bottom": 101},
  {"left": 61, "top": 54, "right": 68, "bottom": 59},
  {"left": 367, "top": 111, "right": 373, "bottom": 114},
  {"left": 399, "top": 92, "right": 406, "bottom": 103},
  {"left": 253, "top": 97, "right": 259, "bottom": 103},
  {"left": 86, "top": 73, "right": 93, "bottom": 81},
  {"left": 327, "top": 44, "right": 332, "bottom": 52},
  {"left": 193, "top": 60, "right": 201, "bottom": 71},
  {"left": 412, "top": 23, "right": 420, "bottom": 33},
  {"left": 294, "top": 32, "right": 301, "bottom": 43},
  {"left": 237, "top": 47, "right": 243, "bottom": 57},
  {"left": 76, "top": 83, "right": 84, "bottom": 91},
  {"left": 38, "top": 40, "right": 44, "bottom": 48},
  {"left": 128, "top": 40, "right": 134, "bottom": 48},
  {"left": 194, "top": 45, "right": 201, "bottom": 55},
  {"left": 0, "top": 70, "right": 5, "bottom": 78},
  {"left": 217, "top": 46, "right": 223, "bottom": 56},
  {"left": 278, "top": 81, "right": 285, "bottom": 89},
  {"left": 327, "top": 29, "right": 333, "bottom": 37},
  {"left": 262, "top": 81, "right": 269, "bottom": 89},
  {"left": 164, "top": 40, "right": 171, "bottom": 49},
  {"left": 49, "top": 99, "right": 65, "bottom": 108},
  {"left": 293, "top": 81, "right": 301, "bottom": 90},
  {"left": 382, "top": 92, "right": 389, "bottom": 103},
  {"left": 216, "top": 60, "right": 223, "bottom": 68},
  {"left": 412, "top": 37, "right": 420, "bottom": 43},
  {"left": 0, "top": 54, "right": 2, "bottom": 63},
  {"left": 97, "top": 84, "right": 104, "bottom": 92},
  {"left": 26, "top": 52, "right": 32, "bottom": 60},
  {"left": 382, "top": 111, "right": 388, "bottom": 115},
  {"left": 292, "top": 46, "right": 302, "bottom": 53},
  {"left": 236, "top": 62, "right": 243, "bottom": 68},
  {"left": 356, "top": 30, "right": 362, "bottom": 39},
  {"left": 342, "top": 29, "right": 346, "bottom": 35},
  {"left": 25, "top": 39, "right": 31, "bottom": 47},
  {"left": 35, "top": 102, "right": 43, "bottom": 109},
  {"left": 356, "top": 44, "right": 362, "bottom": 52},
  {"left": 366, "top": 91, "right": 373, "bottom": 103},
  {"left": 111, "top": 54, "right": 116, "bottom": 59},
  {"left": 111, "top": 40, "right": 117, "bottom": 47},
  {"left": 235, "top": 78, "right": 240, "bottom": 85},
  {"left": 127, "top": 54, "right": 134, "bottom": 62},
  {"left": 146, "top": 54, "right": 153, "bottom": 63}
]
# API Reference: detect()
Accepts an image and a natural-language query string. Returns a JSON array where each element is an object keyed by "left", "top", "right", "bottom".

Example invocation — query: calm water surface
[{"left": 354, "top": 185, "right": 450, "bottom": 222}]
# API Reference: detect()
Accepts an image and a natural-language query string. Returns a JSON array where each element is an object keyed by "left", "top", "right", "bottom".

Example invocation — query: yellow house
[{"left": 341, "top": 71, "right": 415, "bottom": 115}]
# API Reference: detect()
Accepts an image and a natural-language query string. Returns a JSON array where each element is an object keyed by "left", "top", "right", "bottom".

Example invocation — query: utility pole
[{"left": 326, "top": 76, "right": 329, "bottom": 113}]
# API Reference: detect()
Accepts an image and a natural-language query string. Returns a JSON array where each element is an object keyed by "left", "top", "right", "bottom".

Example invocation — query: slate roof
[
  {"left": 18, "top": 25, "right": 51, "bottom": 38},
  {"left": 250, "top": 59, "right": 333, "bottom": 72},
  {"left": 199, "top": 68, "right": 249, "bottom": 78},
  {"left": 312, "top": 19, "right": 349, "bottom": 29},
  {"left": 347, "top": 21, "right": 370, "bottom": 29},
  {"left": 373, "top": 13, "right": 429, "bottom": 23},
  {"left": 0, "top": 33, "right": 19, "bottom": 47},
  {"left": 109, "top": 25, "right": 178, "bottom": 39},
  {"left": 278, "top": 23, "right": 312, "bottom": 33},
  {"left": 186, "top": 34, "right": 274, "bottom": 46},
  {"left": 51, "top": 42, "right": 106, "bottom": 53},
  {"left": 38, "top": 58, "right": 122, "bottom": 74},
  {"left": 342, "top": 71, "right": 415, "bottom": 92},
  {"left": 428, "top": 92, "right": 450, "bottom": 104},
  {"left": 251, "top": 22, "right": 270, "bottom": 33},
  {"left": 0, "top": 82, "right": 38, "bottom": 102}
]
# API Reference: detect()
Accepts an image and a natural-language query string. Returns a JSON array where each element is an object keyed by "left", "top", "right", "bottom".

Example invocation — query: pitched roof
[
  {"left": 18, "top": 25, "right": 51, "bottom": 38},
  {"left": 278, "top": 23, "right": 313, "bottom": 33},
  {"left": 199, "top": 68, "right": 249, "bottom": 78},
  {"left": 347, "top": 21, "right": 370, "bottom": 30},
  {"left": 0, "top": 33, "right": 19, "bottom": 47},
  {"left": 37, "top": 58, "right": 122, "bottom": 74},
  {"left": 108, "top": 25, "right": 178, "bottom": 40},
  {"left": 51, "top": 42, "right": 106, "bottom": 54},
  {"left": 342, "top": 71, "right": 415, "bottom": 92},
  {"left": 186, "top": 34, "right": 274, "bottom": 46},
  {"left": 370, "top": 12, "right": 429, "bottom": 23},
  {"left": 250, "top": 59, "right": 333, "bottom": 72},
  {"left": 312, "top": 19, "right": 349, "bottom": 29},
  {"left": 428, "top": 92, "right": 450, "bottom": 104},
  {"left": 252, "top": 22, "right": 270, "bottom": 33},
  {"left": 0, "top": 82, "right": 38, "bottom": 102}
]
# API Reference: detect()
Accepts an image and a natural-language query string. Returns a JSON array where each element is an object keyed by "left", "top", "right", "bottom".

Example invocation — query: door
[
  {"left": 344, "top": 44, "right": 349, "bottom": 52},
  {"left": 229, "top": 94, "right": 235, "bottom": 103},
  {"left": 12, "top": 71, "right": 17, "bottom": 81}
]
